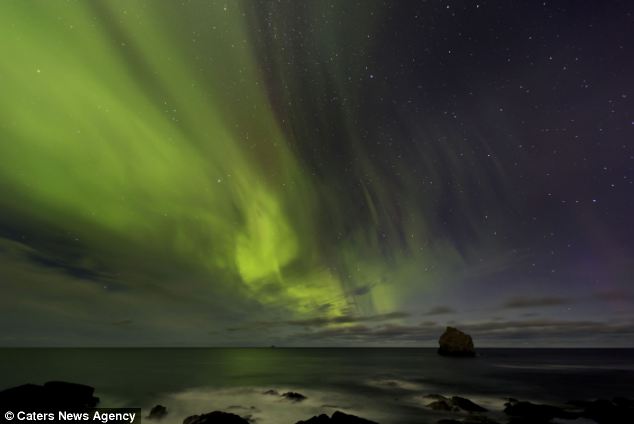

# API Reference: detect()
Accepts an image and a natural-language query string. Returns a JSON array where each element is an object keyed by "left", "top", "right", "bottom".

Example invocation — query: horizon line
[{"left": 1, "top": 345, "right": 634, "bottom": 349}]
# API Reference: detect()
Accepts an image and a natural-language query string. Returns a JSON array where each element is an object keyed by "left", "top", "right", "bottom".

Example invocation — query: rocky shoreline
[{"left": 1, "top": 381, "right": 633, "bottom": 424}]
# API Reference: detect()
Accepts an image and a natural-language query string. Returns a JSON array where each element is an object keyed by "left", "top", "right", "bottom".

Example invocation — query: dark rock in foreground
[
  {"left": 282, "top": 391, "right": 307, "bottom": 401},
  {"left": 147, "top": 404, "right": 168, "bottom": 420},
  {"left": 578, "top": 398, "right": 634, "bottom": 424},
  {"left": 613, "top": 397, "right": 634, "bottom": 409},
  {"left": 424, "top": 394, "right": 449, "bottom": 402},
  {"left": 424, "top": 394, "right": 486, "bottom": 413},
  {"left": 450, "top": 396, "right": 487, "bottom": 412},
  {"left": 437, "top": 327, "right": 475, "bottom": 357},
  {"left": 503, "top": 397, "right": 634, "bottom": 424},
  {"left": 504, "top": 399, "right": 577, "bottom": 423},
  {"left": 296, "top": 410, "right": 378, "bottom": 424},
  {"left": 297, "top": 415, "right": 330, "bottom": 424},
  {"left": 0, "top": 381, "right": 99, "bottom": 408},
  {"left": 427, "top": 399, "right": 457, "bottom": 411},
  {"left": 438, "top": 417, "right": 499, "bottom": 424},
  {"left": 183, "top": 411, "right": 249, "bottom": 424}
]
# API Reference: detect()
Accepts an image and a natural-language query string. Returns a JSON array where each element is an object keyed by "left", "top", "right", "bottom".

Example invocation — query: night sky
[{"left": 1, "top": 0, "right": 633, "bottom": 347}]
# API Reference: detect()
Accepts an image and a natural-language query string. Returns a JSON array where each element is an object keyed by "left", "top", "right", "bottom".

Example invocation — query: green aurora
[{"left": 0, "top": 1, "right": 437, "bottom": 337}]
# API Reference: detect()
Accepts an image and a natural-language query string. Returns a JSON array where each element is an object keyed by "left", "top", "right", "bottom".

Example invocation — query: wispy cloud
[
  {"left": 593, "top": 290, "right": 634, "bottom": 302},
  {"left": 111, "top": 319, "right": 133, "bottom": 326},
  {"left": 423, "top": 306, "right": 455, "bottom": 315},
  {"left": 502, "top": 296, "right": 571, "bottom": 309},
  {"left": 286, "top": 319, "right": 634, "bottom": 346},
  {"left": 225, "top": 311, "right": 410, "bottom": 332},
  {"left": 286, "top": 311, "right": 410, "bottom": 327}
]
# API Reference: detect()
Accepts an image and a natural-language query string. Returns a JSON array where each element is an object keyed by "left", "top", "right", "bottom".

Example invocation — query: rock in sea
[
  {"left": 426, "top": 399, "right": 457, "bottom": 411},
  {"left": 147, "top": 404, "right": 168, "bottom": 420},
  {"left": 183, "top": 411, "right": 249, "bottom": 424},
  {"left": 282, "top": 391, "right": 307, "bottom": 402},
  {"left": 424, "top": 394, "right": 487, "bottom": 413},
  {"left": 296, "top": 410, "right": 378, "bottom": 424},
  {"left": 504, "top": 399, "right": 577, "bottom": 423},
  {"left": 450, "top": 396, "right": 487, "bottom": 412},
  {"left": 437, "top": 327, "right": 476, "bottom": 357},
  {"left": 0, "top": 381, "right": 99, "bottom": 408}
]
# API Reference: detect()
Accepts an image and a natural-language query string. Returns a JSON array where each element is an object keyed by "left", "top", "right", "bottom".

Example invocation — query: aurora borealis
[{"left": 1, "top": 0, "right": 633, "bottom": 347}]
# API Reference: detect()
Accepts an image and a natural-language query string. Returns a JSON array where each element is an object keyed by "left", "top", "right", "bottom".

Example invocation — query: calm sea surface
[{"left": 1, "top": 348, "right": 633, "bottom": 423}]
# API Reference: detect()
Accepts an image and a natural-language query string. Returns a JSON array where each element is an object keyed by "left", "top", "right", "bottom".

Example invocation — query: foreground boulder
[
  {"left": 504, "top": 397, "right": 634, "bottom": 424},
  {"left": 0, "top": 381, "right": 99, "bottom": 408},
  {"left": 183, "top": 411, "right": 249, "bottom": 424},
  {"left": 282, "top": 391, "right": 307, "bottom": 402},
  {"left": 147, "top": 404, "right": 168, "bottom": 420},
  {"left": 438, "top": 418, "right": 500, "bottom": 424},
  {"left": 437, "top": 327, "right": 476, "bottom": 357},
  {"left": 576, "top": 398, "right": 634, "bottom": 424},
  {"left": 296, "top": 410, "right": 378, "bottom": 424},
  {"left": 504, "top": 399, "right": 577, "bottom": 423},
  {"left": 427, "top": 399, "right": 457, "bottom": 411},
  {"left": 424, "top": 394, "right": 487, "bottom": 413},
  {"left": 450, "top": 396, "right": 487, "bottom": 412}
]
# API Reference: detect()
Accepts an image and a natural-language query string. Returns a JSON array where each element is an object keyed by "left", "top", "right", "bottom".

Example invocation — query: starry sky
[{"left": 1, "top": 0, "right": 633, "bottom": 347}]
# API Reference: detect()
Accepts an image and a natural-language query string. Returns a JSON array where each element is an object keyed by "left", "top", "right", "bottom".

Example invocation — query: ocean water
[{"left": 1, "top": 348, "right": 633, "bottom": 424}]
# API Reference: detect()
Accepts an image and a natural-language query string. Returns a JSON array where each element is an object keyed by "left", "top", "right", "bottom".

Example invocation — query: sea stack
[{"left": 438, "top": 326, "right": 476, "bottom": 357}]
